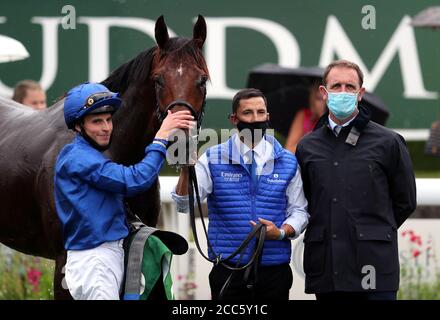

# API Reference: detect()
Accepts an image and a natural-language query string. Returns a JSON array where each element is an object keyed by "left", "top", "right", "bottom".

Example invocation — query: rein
[{"left": 187, "top": 166, "right": 266, "bottom": 298}]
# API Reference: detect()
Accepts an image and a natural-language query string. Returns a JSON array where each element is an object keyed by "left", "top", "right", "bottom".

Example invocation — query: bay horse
[{"left": 0, "top": 15, "right": 209, "bottom": 299}]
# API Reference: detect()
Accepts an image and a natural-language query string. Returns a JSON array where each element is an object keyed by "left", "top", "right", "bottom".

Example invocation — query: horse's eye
[
  {"left": 153, "top": 75, "right": 165, "bottom": 88},
  {"left": 198, "top": 75, "right": 208, "bottom": 88}
]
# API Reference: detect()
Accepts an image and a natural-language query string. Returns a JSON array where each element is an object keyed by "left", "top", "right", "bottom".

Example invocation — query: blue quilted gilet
[{"left": 206, "top": 135, "right": 297, "bottom": 266}]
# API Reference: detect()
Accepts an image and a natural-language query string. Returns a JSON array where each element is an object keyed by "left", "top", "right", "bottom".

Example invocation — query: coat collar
[{"left": 314, "top": 104, "right": 371, "bottom": 134}]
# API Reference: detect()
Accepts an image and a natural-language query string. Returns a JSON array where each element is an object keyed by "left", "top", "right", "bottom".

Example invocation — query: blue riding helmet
[{"left": 64, "top": 82, "right": 122, "bottom": 129}]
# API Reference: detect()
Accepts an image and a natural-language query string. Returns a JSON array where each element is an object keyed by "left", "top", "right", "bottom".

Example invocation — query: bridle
[
  {"left": 155, "top": 95, "right": 206, "bottom": 133},
  {"left": 154, "top": 86, "right": 206, "bottom": 167}
]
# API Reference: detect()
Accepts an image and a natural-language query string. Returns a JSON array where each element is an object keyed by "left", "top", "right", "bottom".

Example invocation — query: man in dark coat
[{"left": 296, "top": 59, "right": 417, "bottom": 301}]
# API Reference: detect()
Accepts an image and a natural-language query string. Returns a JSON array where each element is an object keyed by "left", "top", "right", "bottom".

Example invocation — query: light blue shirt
[{"left": 171, "top": 134, "right": 309, "bottom": 240}]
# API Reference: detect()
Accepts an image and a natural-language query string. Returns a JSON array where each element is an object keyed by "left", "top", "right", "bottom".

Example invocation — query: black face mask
[{"left": 236, "top": 120, "right": 269, "bottom": 144}]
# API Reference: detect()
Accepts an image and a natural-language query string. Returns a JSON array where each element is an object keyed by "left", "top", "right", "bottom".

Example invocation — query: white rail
[
  {"left": 392, "top": 129, "right": 430, "bottom": 141},
  {"left": 159, "top": 176, "right": 440, "bottom": 206}
]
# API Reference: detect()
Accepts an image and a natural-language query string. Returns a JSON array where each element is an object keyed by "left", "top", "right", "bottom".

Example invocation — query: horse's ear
[
  {"left": 193, "top": 15, "right": 206, "bottom": 48},
  {"left": 155, "top": 15, "right": 169, "bottom": 49}
]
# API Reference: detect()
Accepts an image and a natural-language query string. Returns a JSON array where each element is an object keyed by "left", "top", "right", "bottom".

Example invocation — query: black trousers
[
  {"left": 209, "top": 263, "right": 293, "bottom": 301},
  {"left": 315, "top": 291, "right": 397, "bottom": 301}
]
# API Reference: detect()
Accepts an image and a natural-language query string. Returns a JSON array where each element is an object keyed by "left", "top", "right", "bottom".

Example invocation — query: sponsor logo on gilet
[{"left": 221, "top": 171, "right": 242, "bottom": 182}]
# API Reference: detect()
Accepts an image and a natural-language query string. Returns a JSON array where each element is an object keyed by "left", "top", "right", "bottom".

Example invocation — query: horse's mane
[
  {"left": 102, "top": 37, "right": 209, "bottom": 94},
  {"left": 102, "top": 47, "right": 156, "bottom": 94}
]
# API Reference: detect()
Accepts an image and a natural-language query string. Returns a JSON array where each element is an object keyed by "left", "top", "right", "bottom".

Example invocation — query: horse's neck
[{"left": 109, "top": 86, "right": 160, "bottom": 165}]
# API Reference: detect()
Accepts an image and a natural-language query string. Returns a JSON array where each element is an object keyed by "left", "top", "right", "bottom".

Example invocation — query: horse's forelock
[{"left": 156, "top": 37, "right": 209, "bottom": 77}]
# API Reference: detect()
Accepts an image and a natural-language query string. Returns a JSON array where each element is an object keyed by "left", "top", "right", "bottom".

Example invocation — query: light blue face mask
[{"left": 325, "top": 89, "right": 359, "bottom": 120}]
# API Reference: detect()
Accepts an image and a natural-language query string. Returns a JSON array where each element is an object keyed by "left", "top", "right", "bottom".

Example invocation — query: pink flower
[
  {"left": 27, "top": 267, "right": 43, "bottom": 292},
  {"left": 184, "top": 282, "right": 198, "bottom": 289},
  {"left": 409, "top": 234, "right": 422, "bottom": 246},
  {"left": 402, "top": 230, "right": 414, "bottom": 237},
  {"left": 412, "top": 249, "right": 421, "bottom": 258}
]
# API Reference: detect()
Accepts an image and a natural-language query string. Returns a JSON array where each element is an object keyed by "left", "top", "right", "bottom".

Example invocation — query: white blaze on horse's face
[
  {"left": 154, "top": 55, "right": 207, "bottom": 111},
  {"left": 177, "top": 63, "right": 184, "bottom": 77}
]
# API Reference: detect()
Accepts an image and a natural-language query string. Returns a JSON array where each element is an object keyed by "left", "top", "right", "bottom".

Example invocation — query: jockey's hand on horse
[
  {"left": 250, "top": 218, "right": 295, "bottom": 240},
  {"left": 155, "top": 110, "right": 196, "bottom": 140}
]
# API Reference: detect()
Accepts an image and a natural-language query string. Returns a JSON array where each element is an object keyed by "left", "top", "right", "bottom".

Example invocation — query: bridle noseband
[
  {"left": 155, "top": 97, "right": 206, "bottom": 132},
  {"left": 153, "top": 83, "right": 207, "bottom": 170}
]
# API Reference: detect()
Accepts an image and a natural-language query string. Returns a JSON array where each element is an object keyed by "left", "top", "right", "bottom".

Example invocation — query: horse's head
[
  {"left": 152, "top": 15, "right": 209, "bottom": 129},
  {"left": 103, "top": 15, "right": 209, "bottom": 166}
]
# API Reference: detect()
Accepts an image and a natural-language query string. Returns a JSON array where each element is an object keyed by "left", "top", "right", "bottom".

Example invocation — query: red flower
[
  {"left": 409, "top": 234, "right": 422, "bottom": 246},
  {"left": 184, "top": 282, "right": 198, "bottom": 289},
  {"left": 402, "top": 230, "right": 414, "bottom": 237},
  {"left": 27, "top": 267, "right": 42, "bottom": 292},
  {"left": 412, "top": 249, "right": 421, "bottom": 258}
]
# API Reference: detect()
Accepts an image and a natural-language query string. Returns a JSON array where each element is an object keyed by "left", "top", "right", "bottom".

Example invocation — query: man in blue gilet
[{"left": 172, "top": 88, "right": 309, "bottom": 300}]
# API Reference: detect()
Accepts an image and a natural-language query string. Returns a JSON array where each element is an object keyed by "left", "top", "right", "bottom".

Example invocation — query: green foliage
[
  {"left": 0, "top": 246, "right": 54, "bottom": 300},
  {"left": 398, "top": 269, "right": 440, "bottom": 300}
]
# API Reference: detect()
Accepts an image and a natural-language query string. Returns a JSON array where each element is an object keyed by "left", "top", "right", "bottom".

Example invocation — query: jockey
[{"left": 54, "top": 82, "right": 194, "bottom": 300}]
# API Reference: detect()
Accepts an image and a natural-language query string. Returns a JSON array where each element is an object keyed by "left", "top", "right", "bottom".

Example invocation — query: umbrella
[
  {"left": 411, "top": 6, "right": 440, "bottom": 29},
  {"left": 247, "top": 63, "right": 390, "bottom": 137},
  {"left": 0, "top": 34, "right": 29, "bottom": 63}
]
